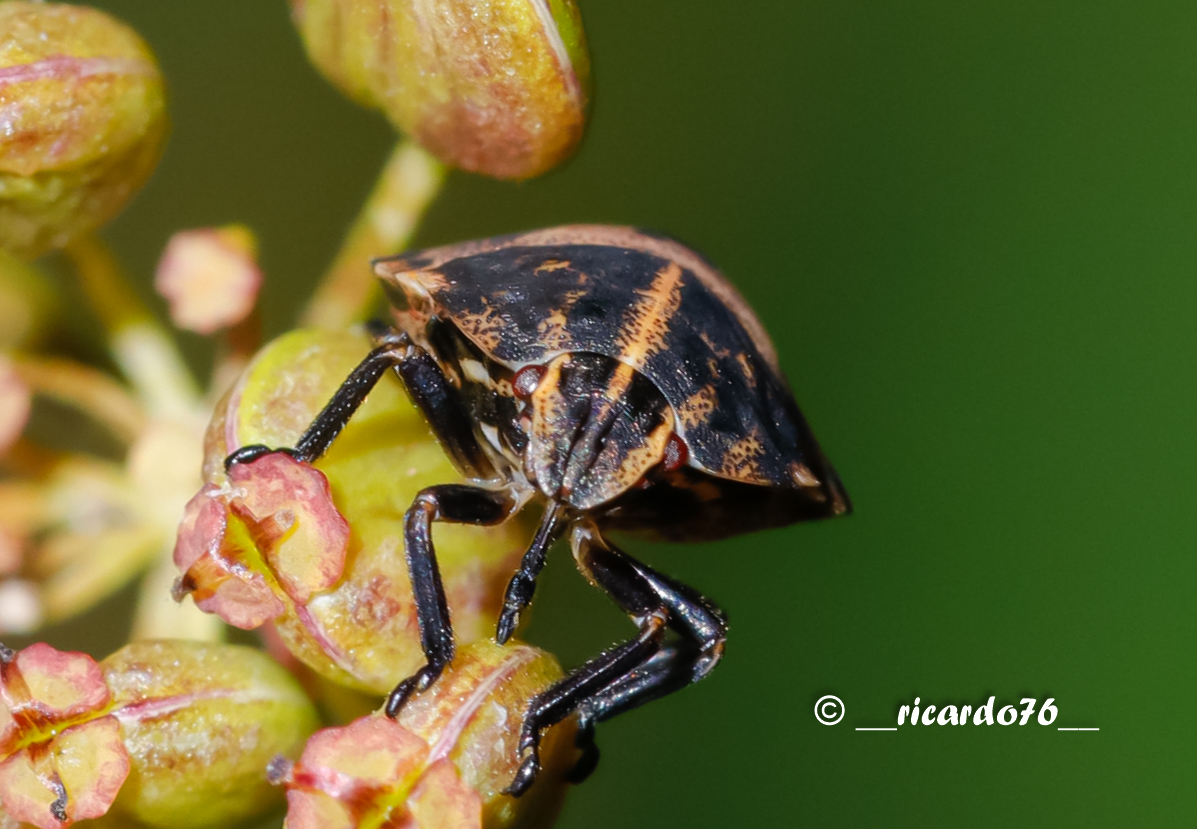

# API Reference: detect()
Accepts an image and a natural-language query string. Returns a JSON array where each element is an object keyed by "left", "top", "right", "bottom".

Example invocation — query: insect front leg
[
  {"left": 385, "top": 484, "right": 519, "bottom": 716},
  {"left": 504, "top": 524, "right": 728, "bottom": 796},
  {"left": 225, "top": 324, "right": 494, "bottom": 478}
]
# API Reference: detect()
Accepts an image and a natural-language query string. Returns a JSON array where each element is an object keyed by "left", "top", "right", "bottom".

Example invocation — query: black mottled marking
[{"left": 426, "top": 244, "right": 843, "bottom": 507}]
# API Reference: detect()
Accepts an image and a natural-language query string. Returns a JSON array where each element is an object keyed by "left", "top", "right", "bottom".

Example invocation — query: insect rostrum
[{"left": 227, "top": 224, "right": 851, "bottom": 795}]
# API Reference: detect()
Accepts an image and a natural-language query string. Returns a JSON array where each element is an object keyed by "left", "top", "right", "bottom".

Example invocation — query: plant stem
[
  {"left": 62, "top": 232, "right": 153, "bottom": 332},
  {"left": 300, "top": 140, "right": 446, "bottom": 329},
  {"left": 64, "top": 233, "right": 200, "bottom": 418},
  {"left": 11, "top": 355, "right": 146, "bottom": 444}
]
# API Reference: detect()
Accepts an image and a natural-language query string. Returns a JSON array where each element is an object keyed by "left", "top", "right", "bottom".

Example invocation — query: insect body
[{"left": 227, "top": 225, "right": 850, "bottom": 794}]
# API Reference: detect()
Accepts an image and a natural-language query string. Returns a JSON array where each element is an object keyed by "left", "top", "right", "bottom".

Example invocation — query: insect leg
[
  {"left": 225, "top": 327, "right": 493, "bottom": 478},
  {"left": 566, "top": 642, "right": 701, "bottom": 784},
  {"left": 384, "top": 484, "right": 519, "bottom": 717},
  {"left": 495, "top": 504, "right": 569, "bottom": 645},
  {"left": 504, "top": 524, "right": 728, "bottom": 796}
]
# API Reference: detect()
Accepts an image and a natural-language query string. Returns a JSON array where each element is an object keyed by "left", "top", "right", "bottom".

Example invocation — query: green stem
[
  {"left": 300, "top": 140, "right": 446, "bottom": 329},
  {"left": 64, "top": 233, "right": 200, "bottom": 418}
]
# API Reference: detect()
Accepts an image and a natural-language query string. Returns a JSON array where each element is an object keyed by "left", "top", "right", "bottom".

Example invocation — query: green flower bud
[
  {"left": 0, "top": 2, "right": 167, "bottom": 258},
  {"left": 178, "top": 329, "right": 531, "bottom": 694},
  {"left": 102, "top": 640, "right": 319, "bottom": 829},
  {"left": 289, "top": 0, "right": 590, "bottom": 180}
]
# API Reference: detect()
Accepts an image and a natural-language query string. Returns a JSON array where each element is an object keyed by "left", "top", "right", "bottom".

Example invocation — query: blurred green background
[{"left": 38, "top": 1, "right": 1194, "bottom": 825}]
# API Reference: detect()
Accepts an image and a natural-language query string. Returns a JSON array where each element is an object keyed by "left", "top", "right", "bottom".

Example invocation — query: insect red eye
[
  {"left": 513, "top": 364, "right": 545, "bottom": 399},
  {"left": 662, "top": 434, "right": 688, "bottom": 472}
]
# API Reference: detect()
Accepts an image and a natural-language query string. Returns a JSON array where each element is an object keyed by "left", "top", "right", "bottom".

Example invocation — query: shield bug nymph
[{"left": 226, "top": 225, "right": 851, "bottom": 794}]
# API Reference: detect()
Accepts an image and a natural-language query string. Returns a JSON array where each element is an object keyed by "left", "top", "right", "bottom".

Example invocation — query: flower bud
[
  {"left": 290, "top": 0, "right": 590, "bottom": 180},
  {"left": 153, "top": 226, "right": 262, "bottom": 335},
  {"left": 0, "top": 2, "right": 167, "bottom": 258},
  {"left": 102, "top": 640, "right": 319, "bottom": 829},
  {"left": 278, "top": 641, "right": 575, "bottom": 829},
  {"left": 177, "top": 329, "right": 530, "bottom": 694}
]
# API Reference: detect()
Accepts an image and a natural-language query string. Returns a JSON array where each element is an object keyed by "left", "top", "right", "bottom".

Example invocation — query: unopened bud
[
  {"left": 290, "top": 0, "right": 590, "bottom": 180},
  {"left": 280, "top": 641, "right": 575, "bottom": 829},
  {"left": 0, "top": 2, "right": 167, "bottom": 258},
  {"left": 102, "top": 640, "right": 319, "bottom": 829}
]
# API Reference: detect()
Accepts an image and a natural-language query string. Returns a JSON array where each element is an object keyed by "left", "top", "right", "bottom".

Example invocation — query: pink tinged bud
[
  {"left": 290, "top": 0, "right": 591, "bottom": 180},
  {"left": 154, "top": 226, "right": 262, "bottom": 335},
  {"left": 0, "top": 358, "right": 30, "bottom": 455},
  {"left": 0, "top": 3, "right": 167, "bottom": 258},
  {"left": 172, "top": 453, "right": 350, "bottom": 629},
  {"left": 0, "top": 644, "right": 130, "bottom": 829}
]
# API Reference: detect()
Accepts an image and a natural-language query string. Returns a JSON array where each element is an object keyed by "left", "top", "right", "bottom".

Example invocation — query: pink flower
[
  {"left": 0, "top": 644, "right": 130, "bottom": 829},
  {"left": 280, "top": 716, "right": 482, "bottom": 829},
  {"left": 172, "top": 452, "right": 350, "bottom": 629},
  {"left": 154, "top": 227, "right": 262, "bottom": 335}
]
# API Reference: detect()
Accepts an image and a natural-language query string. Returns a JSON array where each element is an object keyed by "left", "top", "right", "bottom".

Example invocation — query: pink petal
[
  {"left": 51, "top": 718, "right": 130, "bottom": 822},
  {"left": 284, "top": 789, "right": 356, "bottom": 829},
  {"left": 182, "top": 552, "right": 285, "bottom": 630},
  {"left": 296, "top": 716, "right": 429, "bottom": 795},
  {"left": 173, "top": 484, "right": 286, "bottom": 629},
  {"left": 154, "top": 227, "right": 262, "bottom": 335},
  {"left": 0, "top": 696, "right": 14, "bottom": 748},
  {"left": 172, "top": 486, "right": 229, "bottom": 572},
  {"left": 0, "top": 717, "right": 130, "bottom": 828},
  {"left": 11, "top": 644, "right": 108, "bottom": 719},
  {"left": 0, "top": 750, "right": 65, "bottom": 829},
  {"left": 229, "top": 454, "right": 349, "bottom": 603},
  {"left": 406, "top": 759, "right": 482, "bottom": 829}
]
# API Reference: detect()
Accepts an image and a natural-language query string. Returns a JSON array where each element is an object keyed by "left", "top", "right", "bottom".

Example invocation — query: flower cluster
[{"left": 0, "top": 1, "right": 592, "bottom": 826}]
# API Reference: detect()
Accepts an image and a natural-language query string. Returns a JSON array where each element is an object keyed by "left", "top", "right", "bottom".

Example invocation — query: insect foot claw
[
  {"left": 495, "top": 607, "right": 519, "bottom": 645},
  {"left": 384, "top": 663, "right": 444, "bottom": 718},
  {"left": 223, "top": 444, "right": 298, "bottom": 471},
  {"left": 503, "top": 750, "right": 541, "bottom": 798}
]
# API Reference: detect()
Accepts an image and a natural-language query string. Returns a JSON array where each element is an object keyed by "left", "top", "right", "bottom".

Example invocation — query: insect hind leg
[
  {"left": 505, "top": 523, "right": 727, "bottom": 796},
  {"left": 566, "top": 641, "right": 705, "bottom": 784}
]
